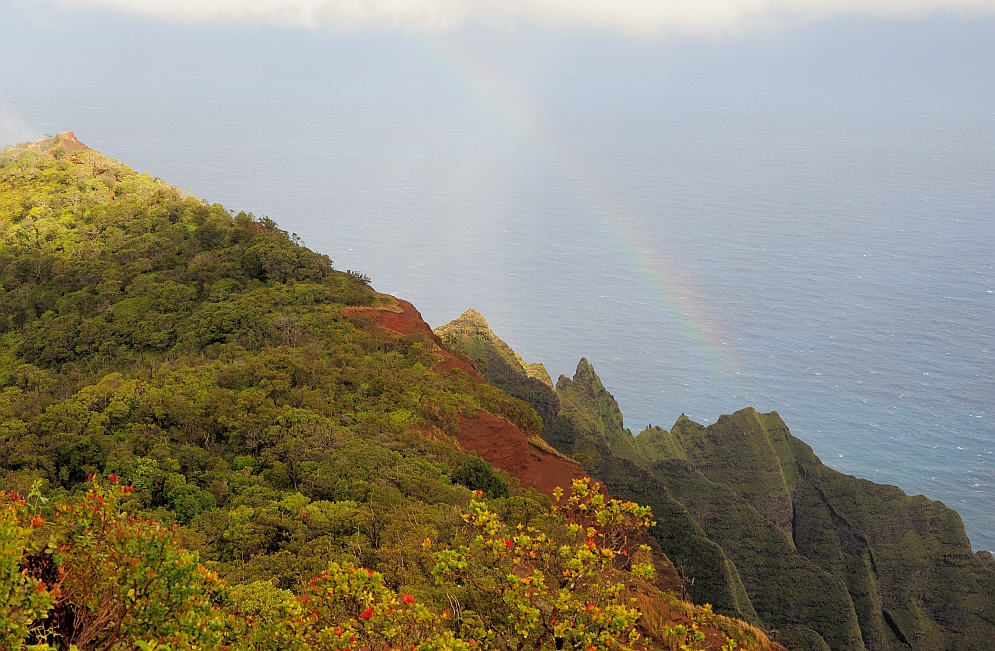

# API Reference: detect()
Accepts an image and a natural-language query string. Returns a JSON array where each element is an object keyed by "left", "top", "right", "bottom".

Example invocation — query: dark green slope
[
  {"left": 435, "top": 311, "right": 995, "bottom": 651},
  {"left": 661, "top": 415, "right": 864, "bottom": 651},
  {"left": 436, "top": 319, "right": 760, "bottom": 625},
  {"left": 665, "top": 409, "right": 995, "bottom": 651}
]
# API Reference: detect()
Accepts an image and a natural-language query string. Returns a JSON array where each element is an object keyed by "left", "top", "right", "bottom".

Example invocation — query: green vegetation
[
  {"left": 0, "top": 136, "right": 786, "bottom": 651},
  {"left": 7, "top": 132, "right": 993, "bottom": 651},
  {"left": 0, "top": 137, "right": 540, "bottom": 589},
  {"left": 2, "top": 474, "right": 775, "bottom": 651},
  {"left": 438, "top": 313, "right": 995, "bottom": 651}
]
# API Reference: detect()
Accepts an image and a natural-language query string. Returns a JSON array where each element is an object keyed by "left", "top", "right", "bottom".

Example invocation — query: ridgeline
[{"left": 0, "top": 134, "right": 991, "bottom": 651}]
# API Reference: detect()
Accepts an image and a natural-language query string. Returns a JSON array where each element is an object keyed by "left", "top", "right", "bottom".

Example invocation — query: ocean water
[{"left": 2, "top": 8, "right": 993, "bottom": 548}]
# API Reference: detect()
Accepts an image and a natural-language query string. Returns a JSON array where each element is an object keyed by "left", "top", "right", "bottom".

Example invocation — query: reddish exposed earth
[
  {"left": 350, "top": 297, "right": 586, "bottom": 497},
  {"left": 347, "top": 299, "right": 482, "bottom": 378},
  {"left": 455, "top": 411, "right": 585, "bottom": 497},
  {"left": 28, "top": 132, "right": 91, "bottom": 156}
]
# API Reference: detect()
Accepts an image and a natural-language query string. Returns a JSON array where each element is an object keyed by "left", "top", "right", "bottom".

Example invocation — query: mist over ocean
[{"left": 2, "top": 6, "right": 993, "bottom": 549}]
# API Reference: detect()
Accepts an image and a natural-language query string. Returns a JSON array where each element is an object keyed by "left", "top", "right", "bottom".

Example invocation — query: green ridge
[
  {"left": 437, "top": 317, "right": 762, "bottom": 626},
  {"left": 7, "top": 135, "right": 995, "bottom": 651},
  {"left": 434, "top": 309, "right": 995, "bottom": 651}
]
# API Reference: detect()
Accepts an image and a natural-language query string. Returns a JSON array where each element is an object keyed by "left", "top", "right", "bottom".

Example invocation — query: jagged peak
[
  {"left": 434, "top": 309, "right": 554, "bottom": 388},
  {"left": 570, "top": 357, "right": 607, "bottom": 395},
  {"left": 434, "top": 308, "right": 492, "bottom": 337}
]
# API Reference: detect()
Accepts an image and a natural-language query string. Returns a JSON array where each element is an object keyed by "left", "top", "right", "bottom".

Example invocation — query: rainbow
[{"left": 416, "top": 32, "right": 745, "bottom": 396}]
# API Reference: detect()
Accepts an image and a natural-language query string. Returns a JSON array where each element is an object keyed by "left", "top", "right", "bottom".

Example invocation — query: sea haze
[{"left": 2, "top": 6, "right": 993, "bottom": 549}]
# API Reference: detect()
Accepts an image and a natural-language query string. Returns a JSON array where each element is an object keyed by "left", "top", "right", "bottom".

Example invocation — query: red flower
[
  {"left": 107, "top": 473, "right": 119, "bottom": 483},
  {"left": 442, "top": 611, "right": 451, "bottom": 618},
  {"left": 401, "top": 594, "right": 415, "bottom": 604},
  {"left": 474, "top": 489, "right": 483, "bottom": 496},
  {"left": 360, "top": 607, "right": 373, "bottom": 620},
  {"left": 504, "top": 539, "right": 513, "bottom": 549},
  {"left": 121, "top": 485, "right": 134, "bottom": 493},
  {"left": 29, "top": 514, "right": 45, "bottom": 528},
  {"left": 585, "top": 603, "right": 595, "bottom": 612},
  {"left": 585, "top": 540, "right": 595, "bottom": 548},
  {"left": 87, "top": 473, "right": 95, "bottom": 481},
  {"left": 333, "top": 627, "right": 343, "bottom": 635}
]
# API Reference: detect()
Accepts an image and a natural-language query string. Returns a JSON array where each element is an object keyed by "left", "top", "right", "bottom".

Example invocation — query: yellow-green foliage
[
  {"left": 1, "top": 476, "right": 739, "bottom": 651},
  {"left": 432, "top": 479, "right": 653, "bottom": 651},
  {"left": 0, "top": 490, "right": 55, "bottom": 649}
]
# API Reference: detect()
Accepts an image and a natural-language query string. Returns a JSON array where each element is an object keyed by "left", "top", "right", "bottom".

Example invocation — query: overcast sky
[{"left": 54, "top": 0, "right": 995, "bottom": 33}]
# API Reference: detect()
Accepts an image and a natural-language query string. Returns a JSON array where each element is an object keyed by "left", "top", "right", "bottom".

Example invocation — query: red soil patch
[
  {"left": 347, "top": 299, "right": 481, "bottom": 379},
  {"left": 354, "top": 298, "right": 582, "bottom": 496},
  {"left": 369, "top": 299, "right": 434, "bottom": 337},
  {"left": 455, "top": 411, "right": 585, "bottom": 498},
  {"left": 28, "top": 132, "right": 90, "bottom": 156},
  {"left": 58, "top": 132, "right": 90, "bottom": 155}
]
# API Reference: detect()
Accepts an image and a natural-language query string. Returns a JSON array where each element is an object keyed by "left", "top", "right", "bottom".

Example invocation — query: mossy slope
[
  {"left": 436, "top": 319, "right": 760, "bottom": 626},
  {"left": 435, "top": 312, "right": 995, "bottom": 651}
]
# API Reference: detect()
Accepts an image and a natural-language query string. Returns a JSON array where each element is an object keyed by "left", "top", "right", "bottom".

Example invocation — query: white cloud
[{"left": 57, "top": 0, "right": 995, "bottom": 33}]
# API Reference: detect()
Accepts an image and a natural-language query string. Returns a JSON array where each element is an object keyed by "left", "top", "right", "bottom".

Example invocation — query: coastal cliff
[
  {"left": 1, "top": 134, "right": 785, "bottom": 651},
  {"left": 436, "top": 312, "right": 995, "bottom": 651},
  {"left": 1, "top": 133, "right": 991, "bottom": 651}
]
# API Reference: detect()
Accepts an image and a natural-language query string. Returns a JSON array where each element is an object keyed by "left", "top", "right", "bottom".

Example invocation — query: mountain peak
[
  {"left": 27, "top": 131, "right": 91, "bottom": 157},
  {"left": 435, "top": 309, "right": 553, "bottom": 388}
]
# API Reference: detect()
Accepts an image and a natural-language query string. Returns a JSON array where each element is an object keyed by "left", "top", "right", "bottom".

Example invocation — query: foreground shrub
[{"left": 1, "top": 477, "right": 676, "bottom": 651}]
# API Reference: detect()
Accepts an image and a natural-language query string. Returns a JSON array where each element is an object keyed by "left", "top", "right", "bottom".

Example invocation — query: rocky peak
[{"left": 434, "top": 309, "right": 554, "bottom": 388}]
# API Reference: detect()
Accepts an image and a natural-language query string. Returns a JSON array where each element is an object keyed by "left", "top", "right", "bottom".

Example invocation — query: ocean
[{"left": 2, "top": 8, "right": 993, "bottom": 549}]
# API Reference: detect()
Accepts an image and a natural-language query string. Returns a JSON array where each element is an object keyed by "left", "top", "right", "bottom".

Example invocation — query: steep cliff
[{"left": 435, "top": 311, "right": 995, "bottom": 651}]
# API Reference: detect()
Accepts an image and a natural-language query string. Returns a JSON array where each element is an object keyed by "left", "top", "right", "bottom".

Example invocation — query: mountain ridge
[
  {"left": 435, "top": 309, "right": 995, "bottom": 651},
  {"left": 3, "top": 133, "right": 992, "bottom": 651},
  {"left": 0, "top": 134, "right": 789, "bottom": 651}
]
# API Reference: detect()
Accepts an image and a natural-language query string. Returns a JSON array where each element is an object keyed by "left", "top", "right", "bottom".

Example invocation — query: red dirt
[
  {"left": 455, "top": 411, "right": 585, "bottom": 498},
  {"left": 349, "top": 299, "right": 482, "bottom": 379},
  {"left": 28, "top": 132, "right": 90, "bottom": 156},
  {"left": 351, "top": 297, "right": 584, "bottom": 494},
  {"left": 367, "top": 299, "right": 435, "bottom": 337},
  {"left": 353, "top": 297, "right": 584, "bottom": 497},
  {"left": 58, "top": 132, "right": 90, "bottom": 155}
]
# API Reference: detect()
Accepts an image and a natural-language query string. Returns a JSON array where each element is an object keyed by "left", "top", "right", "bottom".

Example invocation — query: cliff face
[
  {"left": 435, "top": 312, "right": 995, "bottom": 651},
  {"left": 658, "top": 409, "right": 995, "bottom": 651}
]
